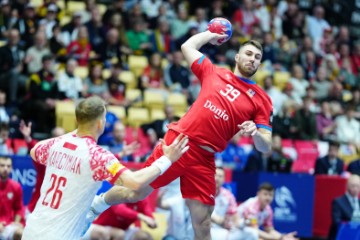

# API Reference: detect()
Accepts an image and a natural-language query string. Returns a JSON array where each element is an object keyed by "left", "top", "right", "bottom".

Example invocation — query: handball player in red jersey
[{"left": 87, "top": 31, "right": 273, "bottom": 240}]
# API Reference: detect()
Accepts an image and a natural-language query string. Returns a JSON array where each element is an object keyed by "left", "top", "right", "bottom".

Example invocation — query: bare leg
[
  {"left": 104, "top": 185, "right": 154, "bottom": 205},
  {"left": 186, "top": 199, "right": 214, "bottom": 240}
]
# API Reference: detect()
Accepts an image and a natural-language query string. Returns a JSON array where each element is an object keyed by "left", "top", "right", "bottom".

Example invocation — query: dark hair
[
  {"left": 258, "top": 182, "right": 274, "bottom": 192},
  {"left": 240, "top": 40, "right": 263, "bottom": 54},
  {"left": 75, "top": 96, "right": 106, "bottom": 124},
  {"left": 328, "top": 140, "right": 340, "bottom": 148},
  {"left": 42, "top": 54, "right": 54, "bottom": 63}
]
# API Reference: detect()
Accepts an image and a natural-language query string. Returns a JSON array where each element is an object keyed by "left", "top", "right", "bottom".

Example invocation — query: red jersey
[
  {"left": 0, "top": 179, "right": 24, "bottom": 226},
  {"left": 169, "top": 56, "right": 273, "bottom": 152},
  {"left": 93, "top": 199, "right": 153, "bottom": 229}
]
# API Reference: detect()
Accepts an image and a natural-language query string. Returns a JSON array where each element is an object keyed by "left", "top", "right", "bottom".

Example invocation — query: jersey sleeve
[
  {"left": 190, "top": 56, "right": 215, "bottom": 85},
  {"left": 254, "top": 94, "right": 273, "bottom": 131},
  {"left": 89, "top": 145, "right": 128, "bottom": 184},
  {"left": 34, "top": 138, "right": 57, "bottom": 165}
]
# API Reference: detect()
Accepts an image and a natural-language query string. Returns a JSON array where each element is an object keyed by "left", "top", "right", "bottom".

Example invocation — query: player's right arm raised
[
  {"left": 181, "top": 31, "right": 227, "bottom": 66},
  {"left": 114, "top": 133, "right": 189, "bottom": 190}
]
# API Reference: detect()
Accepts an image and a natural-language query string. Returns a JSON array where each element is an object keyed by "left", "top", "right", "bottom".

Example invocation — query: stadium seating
[
  {"left": 125, "top": 89, "right": 143, "bottom": 107},
  {"left": 143, "top": 90, "right": 166, "bottom": 110},
  {"left": 128, "top": 55, "right": 148, "bottom": 79},
  {"left": 150, "top": 108, "right": 166, "bottom": 121},
  {"left": 273, "top": 71, "right": 290, "bottom": 90},
  {"left": 119, "top": 70, "right": 137, "bottom": 89},
  {"left": 127, "top": 107, "right": 150, "bottom": 127},
  {"left": 107, "top": 105, "right": 126, "bottom": 122},
  {"left": 167, "top": 93, "right": 188, "bottom": 112},
  {"left": 55, "top": 101, "right": 76, "bottom": 132}
]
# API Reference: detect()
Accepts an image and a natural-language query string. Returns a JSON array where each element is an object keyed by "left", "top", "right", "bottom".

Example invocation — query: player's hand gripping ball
[{"left": 207, "top": 17, "right": 232, "bottom": 45}]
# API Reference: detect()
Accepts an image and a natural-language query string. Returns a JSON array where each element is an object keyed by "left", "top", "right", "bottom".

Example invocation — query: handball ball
[{"left": 207, "top": 17, "right": 232, "bottom": 44}]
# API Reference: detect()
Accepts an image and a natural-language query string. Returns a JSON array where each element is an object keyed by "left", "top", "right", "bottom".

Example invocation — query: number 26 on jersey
[{"left": 220, "top": 84, "right": 240, "bottom": 102}]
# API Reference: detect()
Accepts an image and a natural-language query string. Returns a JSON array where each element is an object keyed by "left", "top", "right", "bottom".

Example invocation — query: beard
[{"left": 236, "top": 63, "right": 257, "bottom": 78}]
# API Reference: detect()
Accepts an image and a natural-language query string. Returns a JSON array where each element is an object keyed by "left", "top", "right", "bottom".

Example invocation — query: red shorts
[{"left": 145, "top": 130, "right": 216, "bottom": 205}]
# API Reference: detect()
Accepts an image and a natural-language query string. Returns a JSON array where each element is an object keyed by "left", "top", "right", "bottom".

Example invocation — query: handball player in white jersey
[{"left": 22, "top": 96, "right": 189, "bottom": 240}]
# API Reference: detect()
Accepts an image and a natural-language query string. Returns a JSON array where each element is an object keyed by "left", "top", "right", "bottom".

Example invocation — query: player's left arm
[{"left": 239, "top": 95, "right": 273, "bottom": 153}]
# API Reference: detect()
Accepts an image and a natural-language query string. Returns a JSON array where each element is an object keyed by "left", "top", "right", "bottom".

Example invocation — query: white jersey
[{"left": 22, "top": 134, "right": 127, "bottom": 240}]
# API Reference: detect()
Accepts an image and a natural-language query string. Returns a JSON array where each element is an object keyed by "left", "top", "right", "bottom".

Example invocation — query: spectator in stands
[
  {"left": 263, "top": 75, "right": 287, "bottom": 116},
  {"left": 282, "top": 2, "right": 305, "bottom": 43},
  {"left": 0, "top": 29, "right": 27, "bottom": 103},
  {"left": 347, "top": 158, "right": 360, "bottom": 176},
  {"left": 0, "top": 0, "right": 12, "bottom": 39},
  {"left": 95, "top": 28, "right": 125, "bottom": 68},
  {"left": 352, "top": 41, "right": 360, "bottom": 77},
  {"left": 302, "top": 50, "right": 318, "bottom": 82},
  {"left": 261, "top": 32, "right": 276, "bottom": 64},
  {"left": 126, "top": 20, "right": 152, "bottom": 56},
  {"left": 275, "top": 35, "right": 296, "bottom": 71},
  {"left": 85, "top": 7, "right": 105, "bottom": 50},
  {"left": 232, "top": 0, "right": 259, "bottom": 36},
  {"left": 105, "top": 63, "right": 132, "bottom": 106},
  {"left": 61, "top": 11, "right": 83, "bottom": 46},
  {"left": 140, "top": 52, "right": 166, "bottom": 92},
  {"left": 0, "top": 123, "right": 13, "bottom": 155},
  {"left": 66, "top": 26, "right": 91, "bottom": 66},
  {"left": 320, "top": 54, "right": 340, "bottom": 82},
  {"left": 216, "top": 132, "right": 248, "bottom": 170},
  {"left": 126, "top": 3, "right": 148, "bottom": 30},
  {"left": 211, "top": 166, "right": 252, "bottom": 239},
  {"left": 57, "top": 58, "right": 85, "bottom": 100},
  {"left": 24, "top": 31, "right": 51, "bottom": 74},
  {"left": 38, "top": 4, "right": 59, "bottom": 39},
  {"left": 306, "top": 5, "right": 330, "bottom": 53},
  {"left": 49, "top": 24, "right": 67, "bottom": 63},
  {"left": 102, "top": 121, "right": 139, "bottom": 162},
  {"left": 26, "top": 54, "right": 58, "bottom": 133},
  {"left": 105, "top": 13, "right": 131, "bottom": 55},
  {"left": 328, "top": 175, "right": 360, "bottom": 240},
  {"left": 141, "top": 0, "right": 162, "bottom": 29},
  {"left": 0, "top": 156, "right": 24, "bottom": 240},
  {"left": 82, "top": 199, "right": 155, "bottom": 240},
  {"left": 157, "top": 177, "right": 194, "bottom": 240},
  {"left": 272, "top": 101, "right": 296, "bottom": 139},
  {"left": 170, "top": 7, "right": 191, "bottom": 41},
  {"left": 164, "top": 51, "right": 191, "bottom": 101},
  {"left": 289, "top": 64, "right": 309, "bottom": 103},
  {"left": 316, "top": 101, "right": 337, "bottom": 141},
  {"left": 244, "top": 134, "right": 292, "bottom": 173},
  {"left": 313, "top": 67, "right": 331, "bottom": 101},
  {"left": 149, "top": 18, "right": 175, "bottom": 57},
  {"left": 102, "top": 0, "right": 128, "bottom": 28},
  {"left": 14, "top": 3, "right": 38, "bottom": 49},
  {"left": 237, "top": 182, "right": 298, "bottom": 240},
  {"left": 335, "top": 104, "right": 360, "bottom": 147},
  {"left": 84, "top": 63, "right": 109, "bottom": 99},
  {"left": 338, "top": 43, "right": 356, "bottom": 75},
  {"left": 338, "top": 56, "right": 357, "bottom": 90},
  {"left": 0, "top": 90, "right": 11, "bottom": 124},
  {"left": 291, "top": 97, "right": 318, "bottom": 140},
  {"left": 188, "top": 7, "right": 208, "bottom": 33},
  {"left": 314, "top": 141, "right": 344, "bottom": 175}
]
